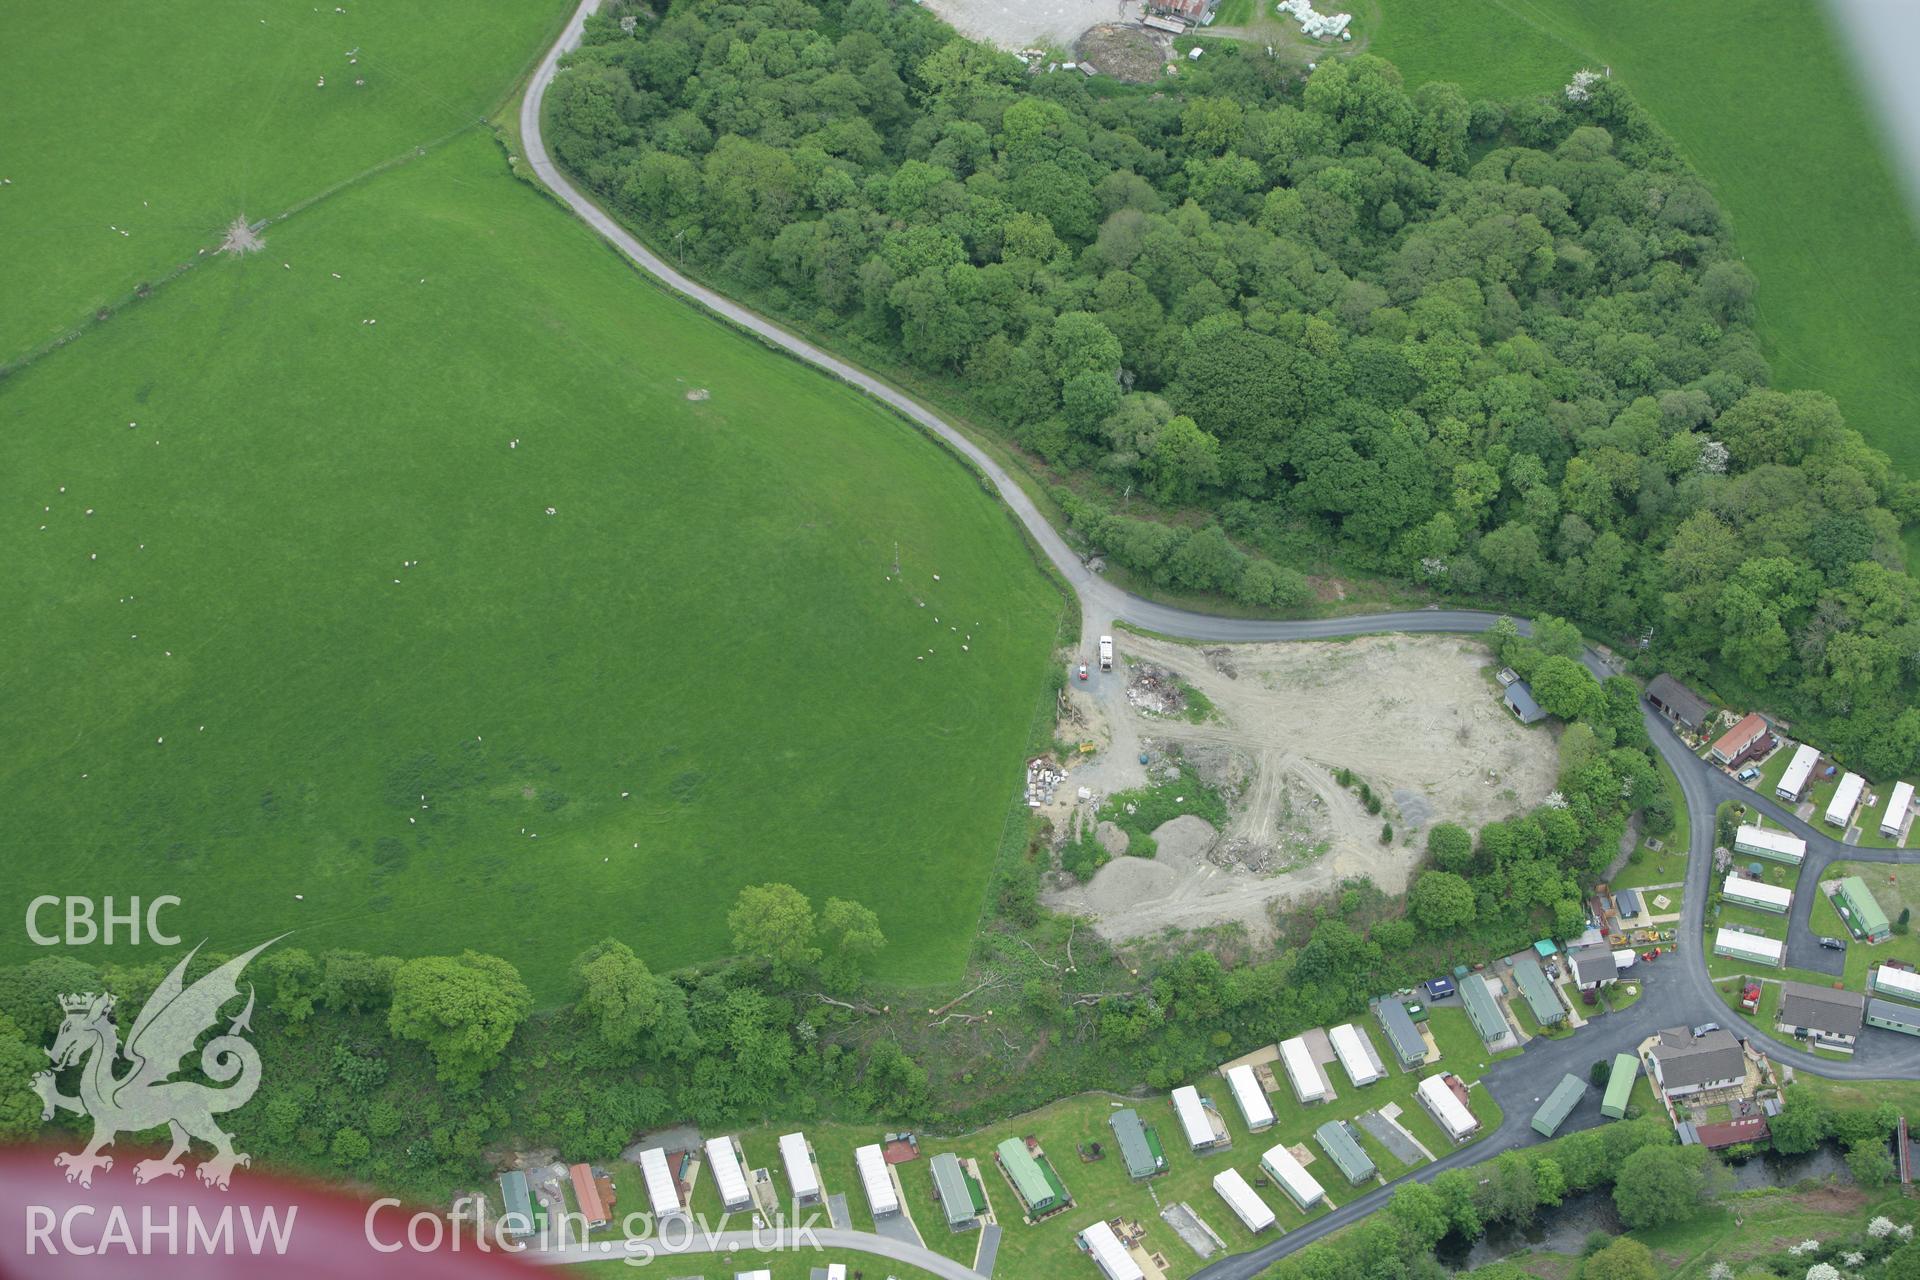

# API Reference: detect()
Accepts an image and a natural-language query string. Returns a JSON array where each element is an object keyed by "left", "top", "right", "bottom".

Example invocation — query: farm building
[
  {"left": 705, "top": 1137, "right": 752, "bottom": 1212},
  {"left": 1836, "top": 876, "right": 1892, "bottom": 941},
  {"left": 1872, "top": 965, "right": 1920, "bottom": 1003},
  {"left": 1776, "top": 743, "right": 1820, "bottom": 802},
  {"left": 1648, "top": 1027, "right": 1744, "bottom": 1099},
  {"left": 1108, "top": 1109, "right": 1166, "bottom": 1179},
  {"left": 1211, "top": 1168, "right": 1275, "bottom": 1232},
  {"left": 1258, "top": 1143, "right": 1327, "bottom": 1211},
  {"left": 497, "top": 1170, "right": 535, "bottom": 1237},
  {"left": 1415, "top": 1073, "right": 1480, "bottom": 1143},
  {"left": 1734, "top": 824, "right": 1806, "bottom": 865},
  {"left": 1170, "top": 1085, "right": 1227, "bottom": 1150},
  {"left": 1278, "top": 1036, "right": 1328, "bottom": 1104},
  {"left": 1313, "top": 1119, "right": 1376, "bottom": 1185},
  {"left": 1503, "top": 681, "right": 1546, "bottom": 724},
  {"left": 1531, "top": 1074, "right": 1589, "bottom": 1137},
  {"left": 569, "top": 1163, "right": 608, "bottom": 1228},
  {"left": 1883, "top": 781, "right": 1915, "bottom": 837},
  {"left": 1567, "top": 945, "right": 1618, "bottom": 990},
  {"left": 855, "top": 1144, "right": 900, "bottom": 1217},
  {"left": 779, "top": 1132, "right": 821, "bottom": 1204},
  {"left": 1373, "top": 997, "right": 1427, "bottom": 1067},
  {"left": 1077, "top": 1219, "right": 1144, "bottom": 1280},
  {"left": 1460, "top": 973, "right": 1512, "bottom": 1046},
  {"left": 1647, "top": 674, "right": 1711, "bottom": 732},
  {"left": 929, "top": 1152, "right": 979, "bottom": 1230},
  {"left": 1723, "top": 873, "right": 1793, "bottom": 914},
  {"left": 1867, "top": 999, "right": 1920, "bottom": 1037},
  {"left": 1709, "top": 712, "right": 1771, "bottom": 766},
  {"left": 995, "top": 1138, "right": 1067, "bottom": 1218},
  {"left": 637, "top": 1147, "right": 682, "bottom": 1217},
  {"left": 1827, "top": 772, "right": 1867, "bottom": 828},
  {"left": 1510, "top": 956, "right": 1566, "bottom": 1026},
  {"left": 1225, "top": 1063, "right": 1275, "bottom": 1130},
  {"left": 1601, "top": 1053, "right": 1638, "bottom": 1118},
  {"left": 1328, "top": 1023, "right": 1385, "bottom": 1087},
  {"left": 1713, "top": 927, "right": 1784, "bottom": 968},
  {"left": 1776, "top": 981, "right": 1865, "bottom": 1047}
]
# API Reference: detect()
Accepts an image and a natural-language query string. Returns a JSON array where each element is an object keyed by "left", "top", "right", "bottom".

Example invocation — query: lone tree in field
[
  {"left": 819, "top": 897, "right": 887, "bottom": 993},
  {"left": 387, "top": 951, "right": 533, "bottom": 1090},
  {"left": 729, "top": 883, "right": 821, "bottom": 984}
]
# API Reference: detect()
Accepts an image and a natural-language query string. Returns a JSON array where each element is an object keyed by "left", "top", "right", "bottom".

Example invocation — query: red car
[{"left": 1078, "top": 663, "right": 1089, "bottom": 681}]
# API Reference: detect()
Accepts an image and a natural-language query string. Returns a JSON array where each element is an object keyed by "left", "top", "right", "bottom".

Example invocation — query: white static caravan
[
  {"left": 1170, "top": 1085, "right": 1218, "bottom": 1150},
  {"left": 825, "top": 1268, "right": 847, "bottom": 1280},
  {"left": 705, "top": 1136, "right": 752, "bottom": 1211},
  {"left": 1258, "top": 1142, "right": 1326, "bottom": 1212},
  {"left": 1212, "top": 1167, "right": 1276, "bottom": 1232},
  {"left": 778, "top": 1131, "right": 821, "bottom": 1203},
  {"left": 1776, "top": 743, "right": 1819, "bottom": 802},
  {"left": 854, "top": 1143, "right": 899, "bottom": 1217},
  {"left": 1078, "top": 1219, "right": 1145, "bottom": 1280},
  {"left": 1224, "top": 1063, "right": 1274, "bottom": 1131},
  {"left": 1328, "top": 1023, "right": 1383, "bottom": 1087},
  {"left": 637, "top": 1146, "right": 683, "bottom": 1217},
  {"left": 1713, "top": 927, "right": 1785, "bottom": 968},
  {"left": 1872, "top": 965, "right": 1920, "bottom": 1004},
  {"left": 1733, "top": 823, "right": 1806, "bottom": 865},
  {"left": 1722, "top": 874, "right": 1793, "bottom": 914},
  {"left": 1278, "top": 1036, "right": 1327, "bottom": 1104},
  {"left": 1827, "top": 772, "right": 1866, "bottom": 828},
  {"left": 1883, "top": 782, "right": 1915, "bottom": 838},
  {"left": 1415, "top": 1074, "right": 1479, "bottom": 1143}
]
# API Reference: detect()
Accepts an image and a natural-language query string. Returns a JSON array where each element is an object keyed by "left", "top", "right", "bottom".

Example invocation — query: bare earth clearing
[
  {"left": 1044, "top": 634, "right": 1558, "bottom": 946},
  {"left": 923, "top": 0, "right": 1139, "bottom": 49}
]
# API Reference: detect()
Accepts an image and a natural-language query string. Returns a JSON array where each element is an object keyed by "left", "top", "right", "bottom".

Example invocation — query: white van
[{"left": 1098, "top": 635, "right": 1114, "bottom": 671}]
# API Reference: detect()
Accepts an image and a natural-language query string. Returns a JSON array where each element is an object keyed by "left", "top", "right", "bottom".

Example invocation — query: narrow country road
[
  {"left": 520, "top": 5, "right": 1920, "bottom": 1275},
  {"left": 524, "top": 1222, "right": 981, "bottom": 1277}
]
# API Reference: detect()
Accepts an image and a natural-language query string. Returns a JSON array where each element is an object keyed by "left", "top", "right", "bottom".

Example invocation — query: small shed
[{"left": 1504, "top": 681, "right": 1546, "bottom": 724}]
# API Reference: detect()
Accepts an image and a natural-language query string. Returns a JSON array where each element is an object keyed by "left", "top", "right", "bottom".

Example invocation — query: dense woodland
[{"left": 547, "top": 0, "right": 1920, "bottom": 778}]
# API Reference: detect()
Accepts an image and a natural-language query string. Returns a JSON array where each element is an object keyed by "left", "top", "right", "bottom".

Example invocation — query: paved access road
[
  {"left": 521, "top": 5, "right": 1920, "bottom": 1274},
  {"left": 525, "top": 1222, "right": 982, "bottom": 1276}
]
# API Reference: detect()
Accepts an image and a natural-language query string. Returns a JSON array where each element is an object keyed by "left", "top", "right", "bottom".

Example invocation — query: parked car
[
  {"left": 1819, "top": 936, "right": 1847, "bottom": 951},
  {"left": 1077, "top": 663, "right": 1088, "bottom": 681},
  {"left": 1736, "top": 766, "right": 1760, "bottom": 782}
]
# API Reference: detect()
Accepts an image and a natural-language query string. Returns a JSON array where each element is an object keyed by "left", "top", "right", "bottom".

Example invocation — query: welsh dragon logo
[{"left": 30, "top": 938, "right": 278, "bottom": 1191}]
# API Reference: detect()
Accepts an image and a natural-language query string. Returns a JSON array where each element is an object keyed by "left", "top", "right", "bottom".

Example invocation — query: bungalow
[
  {"left": 1827, "top": 772, "right": 1867, "bottom": 829},
  {"left": 1328, "top": 1023, "right": 1385, "bottom": 1087},
  {"left": 1883, "top": 781, "right": 1915, "bottom": 838},
  {"left": 1531, "top": 1074, "right": 1589, "bottom": 1138},
  {"left": 1313, "top": 1119, "right": 1376, "bottom": 1185},
  {"left": 1647, "top": 1027, "right": 1744, "bottom": 1100},
  {"left": 1709, "top": 712, "right": 1771, "bottom": 766},
  {"left": 705, "top": 1137, "right": 752, "bottom": 1213},
  {"left": 1211, "top": 1168, "right": 1275, "bottom": 1232},
  {"left": 855, "top": 1143, "right": 900, "bottom": 1218},
  {"left": 1278, "top": 1035, "right": 1328, "bottom": 1104},
  {"left": 1836, "top": 875, "right": 1892, "bottom": 942},
  {"left": 1733, "top": 824, "right": 1805, "bottom": 865},
  {"left": 1225, "top": 1063, "right": 1275, "bottom": 1130},
  {"left": 1646, "top": 674, "right": 1711, "bottom": 732},
  {"left": 1107, "top": 1109, "right": 1166, "bottom": 1180},
  {"left": 929, "top": 1152, "right": 979, "bottom": 1231},
  {"left": 1723, "top": 873, "right": 1793, "bottom": 914},
  {"left": 1871, "top": 964, "right": 1920, "bottom": 1004},
  {"left": 1415, "top": 1073, "right": 1479, "bottom": 1143},
  {"left": 1504, "top": 681, "right": 1546, "bottom": 724},
  {"left": 1258, "top": 1143, "right": 1326, "bottom": 1212},
  {"left": 1510, "top": 956, "right": 1566, "bottom": 1027},
  {"left": 1460, "top": 973, "right": 1513, "bottom": 1047},
  {"left": 1373, "top": 997, "right": 1427, "bottom": 1067},
  {"left": 1567, "top": 944, "right": 1618, "bottom": 991},
  {"left": 1776, "top": 743, "right": 1819, "bottom": 802},
  {"left": 1713, "top": 927, "right": 1784, "bottom": 968},
  {"left": 1776, "top": 981, "right": 1865, "bottom": 1047},
  {"left": 1601, "top": 1053, "right": 1638, "bottom": 1119},
  {"left": 1076, "top": 1219, "right": 1144, "bottom": 1280},
  {"left": 1866, "top": 999, "right": 1920, "bottom": 1038},
  {"left": 778, "top": 1132, "right": 822, "bottom": 1204}
]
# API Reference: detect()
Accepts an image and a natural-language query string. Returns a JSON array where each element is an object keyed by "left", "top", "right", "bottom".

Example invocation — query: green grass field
[
  {"left": 0, "top": 0, "right": 573, "bottom": 364},
  {"left": 1369, "top": 0, "right": 1920, "bottom": 483},
  {"left": 0, "top": 129, "right": 1065, "bottom": 998}
]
